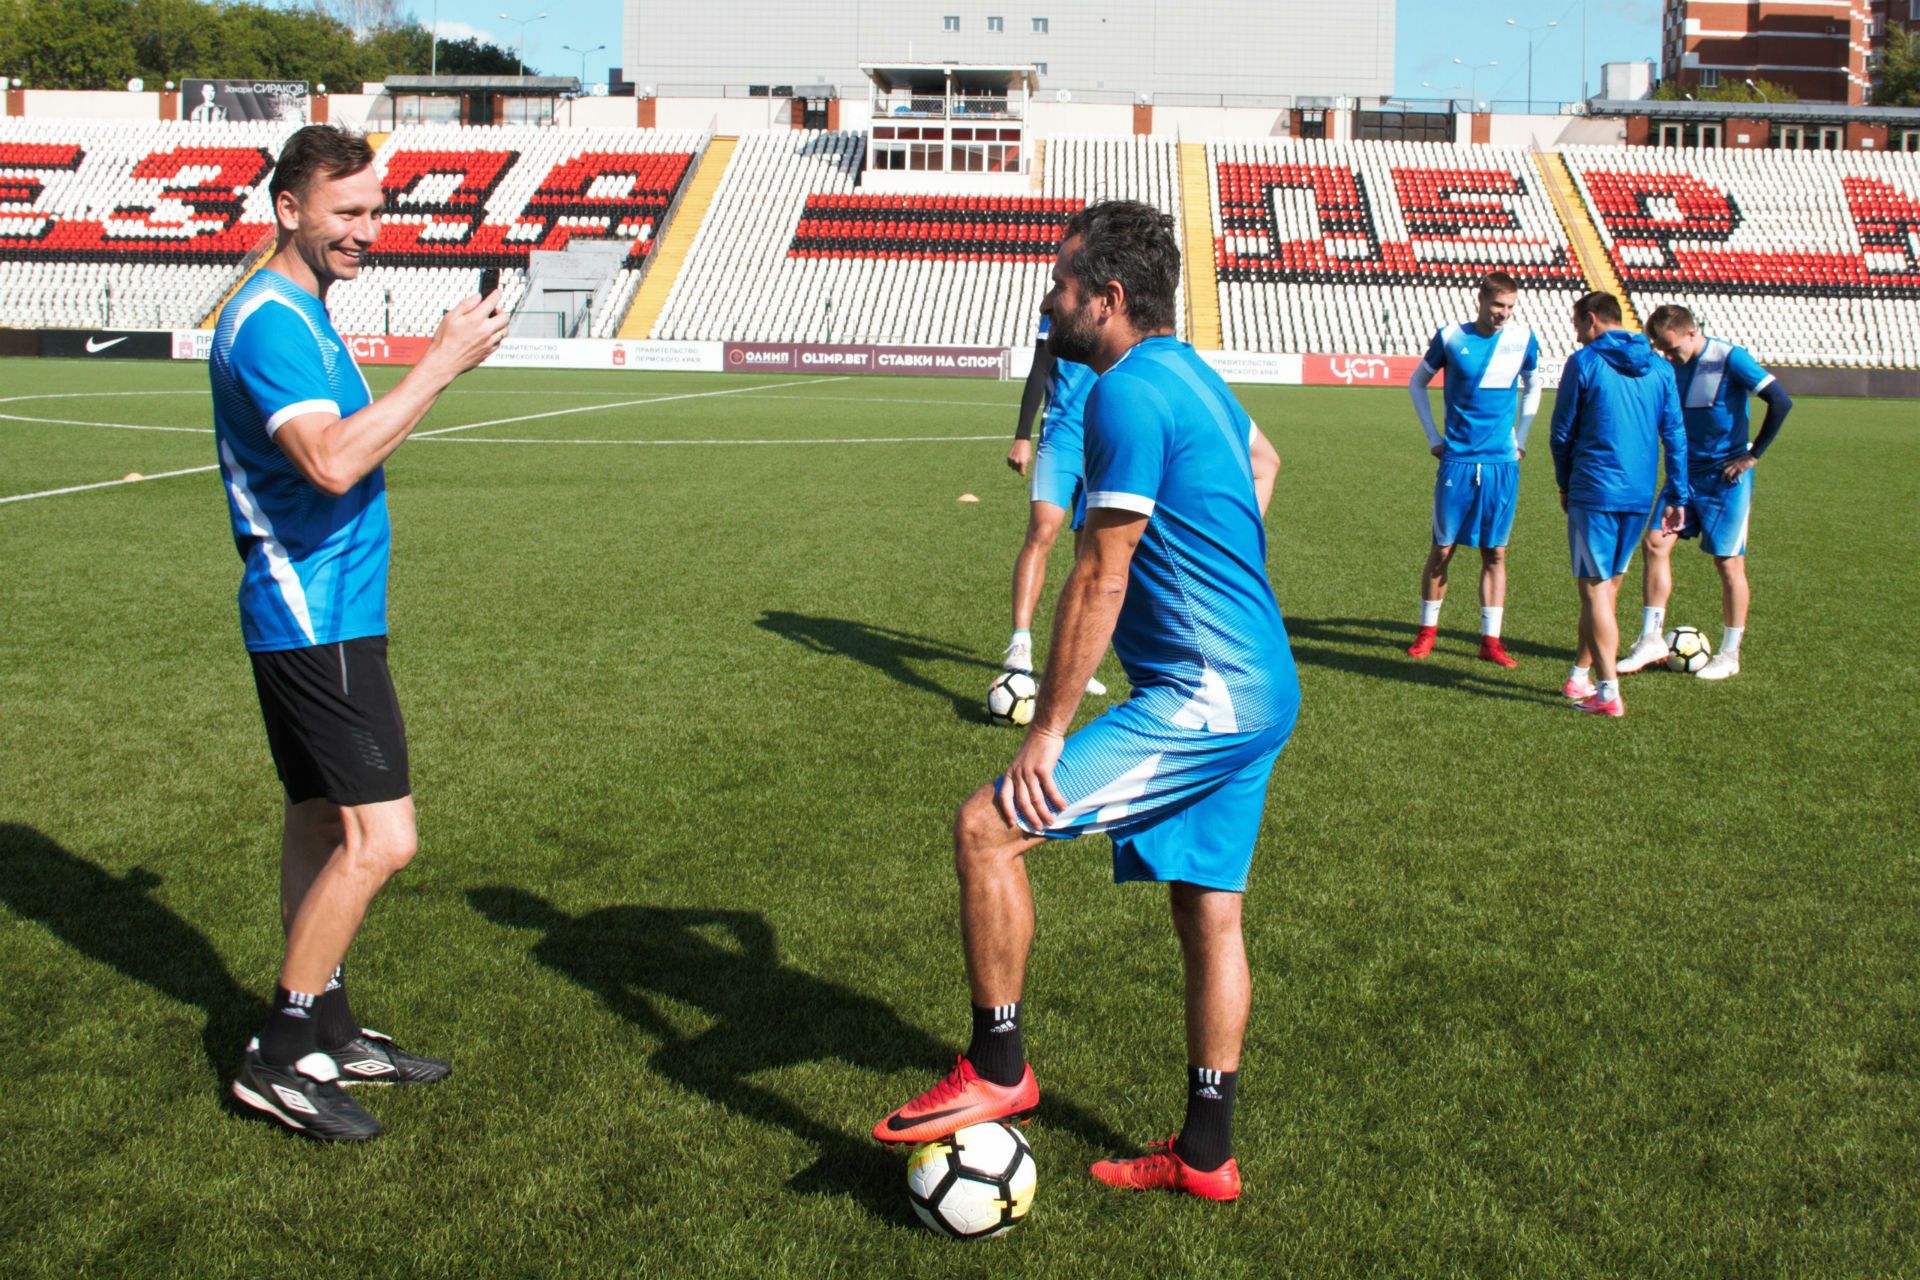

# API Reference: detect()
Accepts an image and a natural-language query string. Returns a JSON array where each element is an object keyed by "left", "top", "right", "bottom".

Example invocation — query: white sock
[
  {"left": 1480, "top": 606, "right": 1503, "bottom": 638},
  {"left": 1642, "top": 606, "right": 1665, "bottom": 639},
  {"left": 1597, "top": 679, "right": 1620, "bottom": 702},
  {"left": 1011, "top": 629, "right": 1031, "bottom": 644},
  {"left": 1419, "top": 598, "right": 1442, "bottom": 627},
  {"left": 1570, "top": 664, "right": 1589, "bottom": 683},
  {"left": 1721, "top": 625, "right": 1743, "bottom": 657}
]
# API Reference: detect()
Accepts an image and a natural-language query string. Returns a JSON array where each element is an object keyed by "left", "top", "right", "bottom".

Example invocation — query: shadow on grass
[
  {"left": 468, "top": 887, "right": 1133, "bottom": 1224},
  {"left": 1285, "top": 615, "right": 1565, "bottom": 706},
  {"left": 756, "top": 611, "right": 998, "bottom": 722},
  {"left": 0, "top": 823, "right": 264, "bottom": 1090}
]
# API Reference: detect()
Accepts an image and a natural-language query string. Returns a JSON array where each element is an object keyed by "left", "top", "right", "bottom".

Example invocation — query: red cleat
[
  {"left": 1407, "top": 626, "right": 1438, "bottom": 658},
  {"left": 1478, "top": 636, "right": 1517, "bottom": 668},
  {"left": 1562, "top": 675, "right": 1596, "bottom": 700},
  {"left": 1573, "top": 693, "right": 1624, "bottom": 717},
  {"left": 873, "top": 1057, "right": 1038, "bottom": 1145},
  {"left": 1090, "top": 1136, "right": 1241, "bottom": 1201}
]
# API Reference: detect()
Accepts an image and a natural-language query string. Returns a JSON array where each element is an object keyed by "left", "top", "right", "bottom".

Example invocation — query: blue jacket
[{"left": 1550, "top": 329, "right": 1691, "bottom": 513}]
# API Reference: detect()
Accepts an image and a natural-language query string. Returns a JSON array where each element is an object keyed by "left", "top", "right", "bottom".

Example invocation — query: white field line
[
  {"left": 416, "top": 434, "right": 1005, "bottom": 445},
  {"left": 409, "top": 376, "right": 850, "bottom": 438},
  {"left": 0, "top": 465, "right": 220, "bottom": 506},
  {"left": 0, "top": 376, "right": 1010, "bottom": 504}
]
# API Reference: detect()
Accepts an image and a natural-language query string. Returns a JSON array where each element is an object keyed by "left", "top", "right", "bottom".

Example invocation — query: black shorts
[{"left": 249, "top": 636, "right": 411, "bottom": 807}]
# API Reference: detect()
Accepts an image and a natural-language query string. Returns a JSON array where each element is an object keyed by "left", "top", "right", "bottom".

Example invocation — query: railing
[{"left": 872, "top": 91, "right": 1022, "bottom": 121}]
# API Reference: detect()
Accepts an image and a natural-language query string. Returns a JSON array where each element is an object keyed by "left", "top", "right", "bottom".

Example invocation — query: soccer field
[{"left": 3, "top": 358, "right": 1919, "bottom": 1277}]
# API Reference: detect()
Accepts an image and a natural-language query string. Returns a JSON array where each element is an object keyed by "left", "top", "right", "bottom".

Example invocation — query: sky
[{"left": 408, "top": 0, "right": 1665, "bottom": 102}]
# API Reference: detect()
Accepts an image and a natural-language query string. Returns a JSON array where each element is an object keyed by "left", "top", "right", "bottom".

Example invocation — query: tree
[
  {"left": 18, "top": 0, "right": 140, "bottom": 91},
  {"left": 1651, "top": 78, "right": 1799, "bottom": 104},
  {"left": 434, "top": 35, "right": 531, "bottom": 76},
  {"left": 1872, "top": 26, "right": 1920, "bottom": 107}
]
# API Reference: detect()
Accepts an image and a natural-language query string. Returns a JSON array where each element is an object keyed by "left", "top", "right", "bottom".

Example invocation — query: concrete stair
[
  {"left": 618, "top": 136, "right": 737, "bottom": 340},
  {"left": 1534, "top": 150, "right": 1639, "bottom": 331},
  {"left": 1178, "top": 142, "right": 1222, "bottom": 350}
]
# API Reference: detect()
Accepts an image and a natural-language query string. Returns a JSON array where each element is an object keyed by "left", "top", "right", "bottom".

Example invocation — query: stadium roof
[
  {"left": 1587, "top": 98, "right": 1920, "bottom": 124},
  {"left": 382, "top": 75, "right": 583, "bottom": 96},
  {"left": 859, "top": 64, "right": 1041, "bottom": 95}
]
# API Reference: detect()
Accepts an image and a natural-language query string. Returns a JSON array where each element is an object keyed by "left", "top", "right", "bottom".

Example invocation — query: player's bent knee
[{"left": 953, "top": 786, "right": 1022, "bottom": 874}]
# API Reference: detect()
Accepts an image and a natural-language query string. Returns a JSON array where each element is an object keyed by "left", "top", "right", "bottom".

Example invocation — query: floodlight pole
[
  {"left": 562, "top": 43, "right": 606, "bottom": 87},
  {"left": 431, "top": 0, "right": 438, "bottom": 76},
  {"left": 500, "top": 11, "right": 548, "bottom": 78},
  {"left": 1505, "top": 18, "right": 1558, "bottom": 115},
  {"left": 1453, "top": 57, "right": 1498, "bottom": 112}
]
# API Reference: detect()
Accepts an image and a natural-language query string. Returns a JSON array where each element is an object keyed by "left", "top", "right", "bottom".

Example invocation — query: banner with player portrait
[{"left": 180, "top": 80, "right": 311, "bottom": 125}]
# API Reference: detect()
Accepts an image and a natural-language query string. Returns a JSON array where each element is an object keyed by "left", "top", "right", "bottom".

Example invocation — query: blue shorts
[
  {"left": 1567, "top": 506, "right": 1647, "bottom": 580},
  {"left": 1030, "top": 431, "right": 1086, "bottom": 530},
  {"left": 1670, "top": 469, "right": 1752, "bottom": 557},
  {"left": 999, "top": 685, "right": 1296, "bottom": 893},
  {"left": 1431, "top": 459, "right": 1518, "bottom": 549}
]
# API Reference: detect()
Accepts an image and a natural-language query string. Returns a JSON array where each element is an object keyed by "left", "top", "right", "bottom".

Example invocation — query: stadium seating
[
  {"left": 325, "top": 126, "right": 703, "bottom": 338},
  {"left": 1207, "top": 138, "right": 1588, "bottom": 368},
  {"left": 0, "top": 118, "right": 294, "bottom": 329},
  {"left": 1562, "top": 146, "right": 1920, "bottom": 367},
  {"left": 650, "top": 132, "right": 1182, "bottom": 347}
]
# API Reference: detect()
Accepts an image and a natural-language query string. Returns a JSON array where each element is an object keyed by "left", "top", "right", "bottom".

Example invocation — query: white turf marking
[
  {"left": 410, "top": 376, "right": 850, "bottom": 438},
  {"left": 0, "top": 377, "right": 1017, "bottom": 503},
  {"left": 0, "top": 465, "right": 220, "bottom": 505},
  {"left": 417, "top": 434, "right": 1005, "bottom": 446}
]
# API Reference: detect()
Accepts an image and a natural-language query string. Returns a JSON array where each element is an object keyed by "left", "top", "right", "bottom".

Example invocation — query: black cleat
[
  {"left": 232, "top": 1040, "right": 381, "bottom": 1142},
  {"left": 323, "top": 1028, "right": 452, "bottom": 1086}
]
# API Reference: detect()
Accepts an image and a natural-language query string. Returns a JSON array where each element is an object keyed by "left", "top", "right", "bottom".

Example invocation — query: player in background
[
  {"left": 212, "top": 125, "right": 506, "bottom": 1140},
  {"left": 1617, "top": 304, "right": 1792, "bottom": 681},
  {"left": 1406, "top": 272, "right": 1542, "bottom": 667},
  {"left": 1004, "top": 314, "right": 1106, "bottom": 696},
  {"left": 1548, "top": 292, "right": 1689, "bottom": 717},
  {"left": 876, "top": 201, "right": 1293, "bottom": 1202}
]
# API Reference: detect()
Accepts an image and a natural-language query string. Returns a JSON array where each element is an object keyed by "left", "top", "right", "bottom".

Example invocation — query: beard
[{"left": 1047, "top": 301, "right": 1101, "bottom": 366}]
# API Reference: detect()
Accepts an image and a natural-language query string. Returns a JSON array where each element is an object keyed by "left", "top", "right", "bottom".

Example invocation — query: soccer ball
[
  {"left": 1664, "top": 626, "right": 1712, "bottom": 673},
  {"left": 986, "top": 670, "right": 1037, "bottom": 727},
  {"left": 906, "top": 1121, "right": 1037, "bottom": 1240}
]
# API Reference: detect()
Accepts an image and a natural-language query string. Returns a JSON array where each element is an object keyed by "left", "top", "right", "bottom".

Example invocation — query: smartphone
[{"left": 478, "top": 268, "right": 500, "bottom": 311}]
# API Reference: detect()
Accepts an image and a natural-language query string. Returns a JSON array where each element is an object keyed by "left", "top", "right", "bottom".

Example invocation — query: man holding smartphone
[{"left": 212, "top": 124, "right": 507, "bottom": 1140}]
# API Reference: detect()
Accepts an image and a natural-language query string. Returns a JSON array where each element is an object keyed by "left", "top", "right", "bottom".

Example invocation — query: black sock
[
  {"left": 964, "top": 1001, "right": 1025, "bottom": 1087},
  {"left": 314, "top": 966, "right": 359, "bottom": 1051},
  {"left": 258, "top": 986, "right": 320, "bottom": 1066},
  {"left": 1171, "top": 1066, "right": 1239, "bottom": 1172}
]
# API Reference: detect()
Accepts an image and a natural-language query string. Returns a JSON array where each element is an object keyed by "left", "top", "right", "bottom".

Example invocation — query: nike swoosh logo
[
  {"left": 885, "top": 1105, "right": 976, "bottom": 1132},
  {"left": 85, "top": 336, "right": 128, "bottom": 352}
]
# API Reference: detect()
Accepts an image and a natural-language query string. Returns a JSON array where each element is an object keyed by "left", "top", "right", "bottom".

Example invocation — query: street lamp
[
  {"left": 499, "top": 11, "right": 548, "bottom": 78},
  {"left": 1505, "top": 18, "right": 1558, "bottom": 115},
  {"left": 562, "top": 43, "right": 606, "bottom": 87},
  {"left": 1453, "top": 58, "right": 1498, "bottom": 112},
  {"left": 1745, "top": 77, "right": 1770, "bottom": 102}
]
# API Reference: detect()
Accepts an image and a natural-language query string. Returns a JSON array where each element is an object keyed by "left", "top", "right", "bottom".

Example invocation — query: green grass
[{"left": 2, "top": 358, "right": 1918, "bottom": 1277}]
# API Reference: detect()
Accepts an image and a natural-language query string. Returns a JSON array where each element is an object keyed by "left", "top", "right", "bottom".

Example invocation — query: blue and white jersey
[
  {"left": 210, "top": 269, "right": 384, "bottom": 653},
  {"left": 1673, "top": 337, "right": 1773, "bottom": 473},
  {"left": 1418, "top": 320, "right": 1541, "bottom": 463},
  {"left": 1037, "top": 314, "right": 1097, "bottom": 449},
  {"left": 1082, "top": 335, "right": 1297, "bottom": 733}
]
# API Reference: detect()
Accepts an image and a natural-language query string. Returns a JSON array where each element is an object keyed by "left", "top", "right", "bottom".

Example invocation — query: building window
[
  {"left": 1032, "top": 16, "right": 1049, "bottom": 33},
  {"left": 987, "top": 15, "right": 1004, "bottom": 32},
  {"left": 1658, "top": 121, "right": 1720, "bottom": 148},
  {"left": 1901, "top": 129, "right": 1920, "bottom": 152},
  {"left": 1700, "top": 68, "right": 1720, "bottom": 87},
  {"left": 1820, "top": 125, "right": 1843, "bottom": 149},
  {"left": 1034, "top": 61, "right": 1047, "bottom": 75},
  {"left": 1911, "top": 0, "right": 1919, "bottom": 19},
  {"left": 943, "top": 15, "right": 960, "bottom": 31}
]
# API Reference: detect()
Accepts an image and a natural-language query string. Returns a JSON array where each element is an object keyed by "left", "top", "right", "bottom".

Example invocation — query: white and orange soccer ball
[
  {"left": 986, "top": 670, "right": 1037, "bottom": 727},
  {"left": 906, "top": 1121, "right": 1037, "bottom": 1240},
  {"left": 1664, "top": 626, "right": 1713, "bottom": 673}
]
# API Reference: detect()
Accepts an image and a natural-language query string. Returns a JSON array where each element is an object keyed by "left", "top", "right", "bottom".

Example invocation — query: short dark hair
[
  {"left": 1573, "top": 291, "right": 1623, "bottom": 326},
  {"left": 1645, "top": 303, "right": 1697, "bottom": 338},
  {"left": 1478, "top": 271, "right": 1520, "bottom": 298},
  {"left": 269, "top": 125, "right": 376, "bottom": 206},
  {"left": 1059, "top": 200, "right": 1181, "bottom": 334}
]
